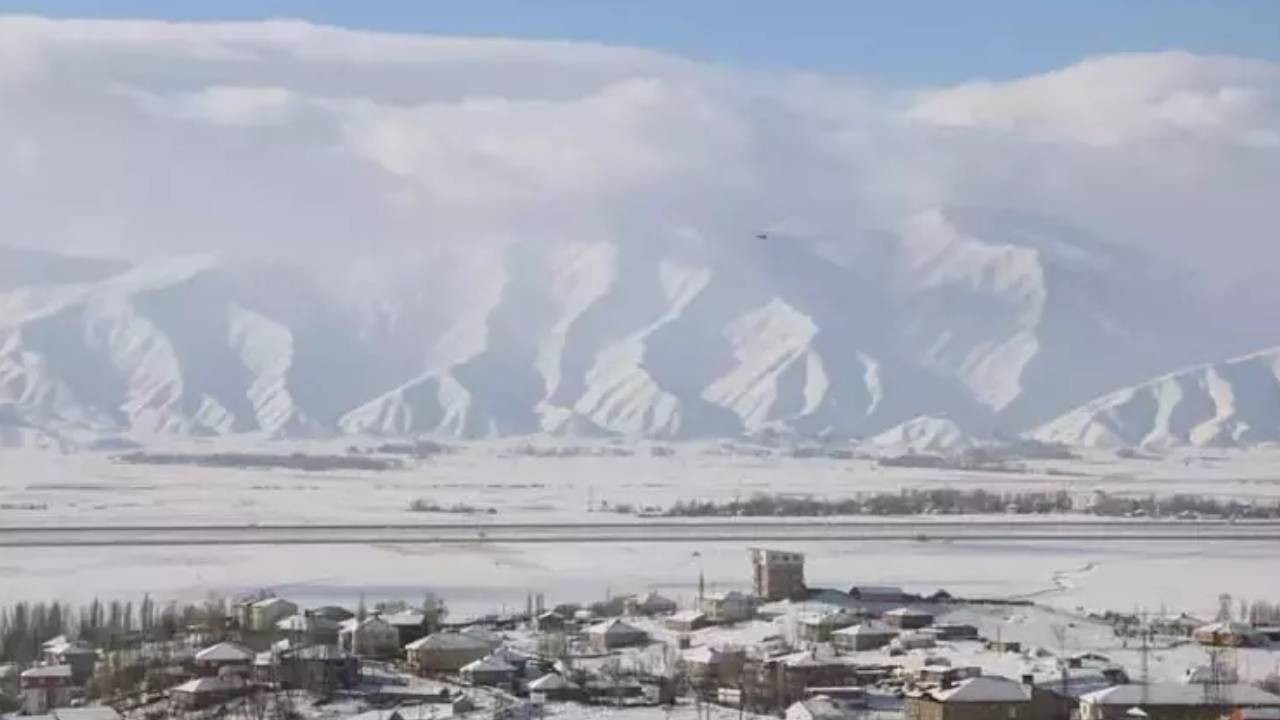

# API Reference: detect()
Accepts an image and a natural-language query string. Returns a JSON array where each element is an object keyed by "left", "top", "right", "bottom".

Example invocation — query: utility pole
[{"left": 1139, "top": 609, "right": 1150, "bottom": 709}]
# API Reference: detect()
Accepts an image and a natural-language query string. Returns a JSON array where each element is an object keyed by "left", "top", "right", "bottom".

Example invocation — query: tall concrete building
[{"left": 751, "top": 548, "right": 806, "bottom": 601}]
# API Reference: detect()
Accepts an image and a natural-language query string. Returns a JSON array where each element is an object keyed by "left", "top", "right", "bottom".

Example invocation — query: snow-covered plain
[{"left": 3, "top": 442, "right": 1279, "bottom": 628}]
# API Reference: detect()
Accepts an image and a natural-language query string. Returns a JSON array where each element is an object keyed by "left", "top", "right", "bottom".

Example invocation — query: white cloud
[
  {"left": 908, "top": 52, "right": 1280, "bottom": 147},
  {"left": 0, "top": 17, "right": 1277, "bottom": 298}
]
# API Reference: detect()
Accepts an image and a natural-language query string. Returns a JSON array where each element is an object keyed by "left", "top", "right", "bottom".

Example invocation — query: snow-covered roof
[
  {"left": 384, "top": 609, "right": 426, "bottom": 627},
  {"left": 1082, "top": 683, "right": 1280, "bottom": 707},
  {"left": 21, "top": 664, "right": 72, "bottom": 679},
  {"left": 461, "top": 655, "right": 516, "bottom": 673},
  {"left": 341, "top": 616, "right": 394, "bottom": 634},
  {"left": 1195, "top": 620, "right": 1260, "bottom": 635},
  {"left": 586, "top": 618, "right": 646, "bottom": 637},
  {"left": 41, "top": 635, "right": 69, "bottom": 650},
  {"left": 683, "top": 646, "right": 739, "bottom": 664},
  {"left": 885, "top": 606, "right": 932, "bottom": 618},
  {"left": 669, "top": 609, "right": 707, "bottom": 621},
  {"left": 194, "top": 641, "right": 255, "bottom": 663},
  {"left": 172, "top": 676, "right": 243, "bottom": 694},
  {"left": 833, "top": 620, "right": 896, "bottom": 636},
  {"left": 788, "top": 696, "right": 853, "bottom": 720},
  {"left": 275, "top": 614, "right": 308, "bottom": 631},
  {"left": 252, "top": 596, "right": 294, "bottom": 609},
  {"left": 931, "top": 676, "right": 1031, "bottom": 703},
  {"left": 406, "top": 632, "right": 490, "bottom": 652},
  {"left": 528, "top": 673, "right": 578, "bottom": 691}
]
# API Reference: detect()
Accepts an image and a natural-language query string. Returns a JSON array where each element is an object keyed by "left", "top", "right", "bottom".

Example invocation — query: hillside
[
  {"left": 1033, "top": 348, "right": 1280, "bottom": 448},
  {"left": 0, "top": 211, "right": 1252, "bottom": 446}
]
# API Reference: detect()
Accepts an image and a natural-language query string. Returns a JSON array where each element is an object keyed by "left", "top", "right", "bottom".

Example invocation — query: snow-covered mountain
[
  {"left": 868, "top": 416, "right": 976, "bottom": 454},
  {"left": 0, "top": 209, "right": 1255, "bottom": 447},
  {"left": 1033, "top": 348, "right": 1280, "bottom": 449}
]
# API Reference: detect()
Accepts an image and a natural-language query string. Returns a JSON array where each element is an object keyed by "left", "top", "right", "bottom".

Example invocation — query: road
[{"left": 2, "top": 519, "right": 1279, "bottom": 546}]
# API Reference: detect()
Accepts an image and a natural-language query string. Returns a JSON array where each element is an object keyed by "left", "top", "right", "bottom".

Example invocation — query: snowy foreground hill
[{"left": 0, "top": 208, "right": 1269, "bottom": 448}]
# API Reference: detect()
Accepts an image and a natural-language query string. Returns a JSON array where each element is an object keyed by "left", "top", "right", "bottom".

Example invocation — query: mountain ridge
[{"left": 0, "top": 210, "right": 1264, "bottom": 448}]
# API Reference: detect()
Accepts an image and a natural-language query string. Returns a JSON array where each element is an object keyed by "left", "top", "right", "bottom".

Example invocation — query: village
[{"left": 2, "top": 548, "right": 1279, "bottom": 720}]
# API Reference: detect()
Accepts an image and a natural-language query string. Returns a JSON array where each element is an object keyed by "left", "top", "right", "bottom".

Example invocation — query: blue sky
[{"left": 3, "top": 0, "right": 1278, "bottom": 84}]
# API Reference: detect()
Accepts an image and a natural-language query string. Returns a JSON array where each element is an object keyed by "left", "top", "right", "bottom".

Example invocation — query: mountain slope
[
  {"left": 1032, "top": 348, "right": 1280, "bottom": 448},
  {"left": 0, "top": 205, "right": 1251, "bottom": 446}
]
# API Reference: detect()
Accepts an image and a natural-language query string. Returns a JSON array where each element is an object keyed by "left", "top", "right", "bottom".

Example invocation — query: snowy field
[
  {"left": 3, "top": 442, "right": 1279, "bottom": 632},
  {"left": 4, "top": 441, "right": 1280, "bottom": 527}
]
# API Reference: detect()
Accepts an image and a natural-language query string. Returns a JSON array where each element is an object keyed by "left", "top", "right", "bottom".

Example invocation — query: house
[
  {"left": 19, "top": 665, "right": 74, "bottom": 714},
  {"left": 383, "top": 609, "right": 429, "bottom": 646},
  {"left": 1152, "top": 613, "right": 1206, "bottom": 638},
  {"left": 787, "top": 693, "right": 867, "bottom": 720},
  {"left": 461, "top": 625, "right": 505, "bottom": 651},
  {"left": 884, "top": 607, "right": 935, "bottom": 630},
  {"left": 535, "top": 611, "right": 567, "bottom": 632},
  {"left": 626, "top": 591, "right": 678, "bottom": 616},
  {"left": 339, "top": 616, "right": 400, "bottom": 658},
  {"left": 832, "top": 621, "right": 898, "bottom": 651},
  {"left": 41, "top": 639, "right": 97, "bottom": 685},
  {"left": 312, "top": 606, "right": 355, "bottom": 623},
  {"left": 586, "top": 619, "right": 649, "bottom": 652},
  {"left": 405, "top": 632, "right": 492, "bottom": 673},
  {"left": 988, "top": 639, "right": 1023, "bottom": 653},
  {"left": 752, "top": 548, "right": 807, "bottom": 601},
  {"left": 699, "top": 591, "right": 754, "bottom": 624},
  {"left": 583, "top": 676, "right": 645, "bottom": 704},
  {"left": 744, "top": 654, "right": 862, "bottom": 711},
  {"left": 275, "top": 613, "right": 340, "bottom": 645},
  {"left": 1194, "top": 622, "right": 1268, "bottom": 648},
  {"left": 666, "top": 610, "right": 710, "bottom": 632},
  {"left": 894, "top": 631, "right": 937, "bottom": 651},
  {"left": 527, "top": 672, "right": 584, "bottom": 702},
  {"left": 588, "top": 596, "right": 629, "bottom": 618},
  {"left": 193, "top": 641, "right": 255, "bottom": 673},
  {"left": 169, "top": 676, "right": 246, "bottom": 709},
  {"left": 904, "top": 675, "right": 1038, "bottom": 720},
  {"left": 799, "top": 611, "right": 861, "bottom": 642},
  {"left": 683, "top": 646, "right": 747, "bottom": 690},
  {"left": 249, "top": 597, "right": 299, "bottom": 632},
  {"left": 460, "top": 655, "right": 516, "bottom": 688},
  {"left": 918, "top": 665, "right": 982, "bottom": 686},
  {"left": 276, "top": 645, "right": 360, "bottom": 693},
  {"left": 1079, "top": 683, "right": 1280, "bottom": 720},
  {"left": 930, "top": 623, "right": 979, "bottom": 641}
]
